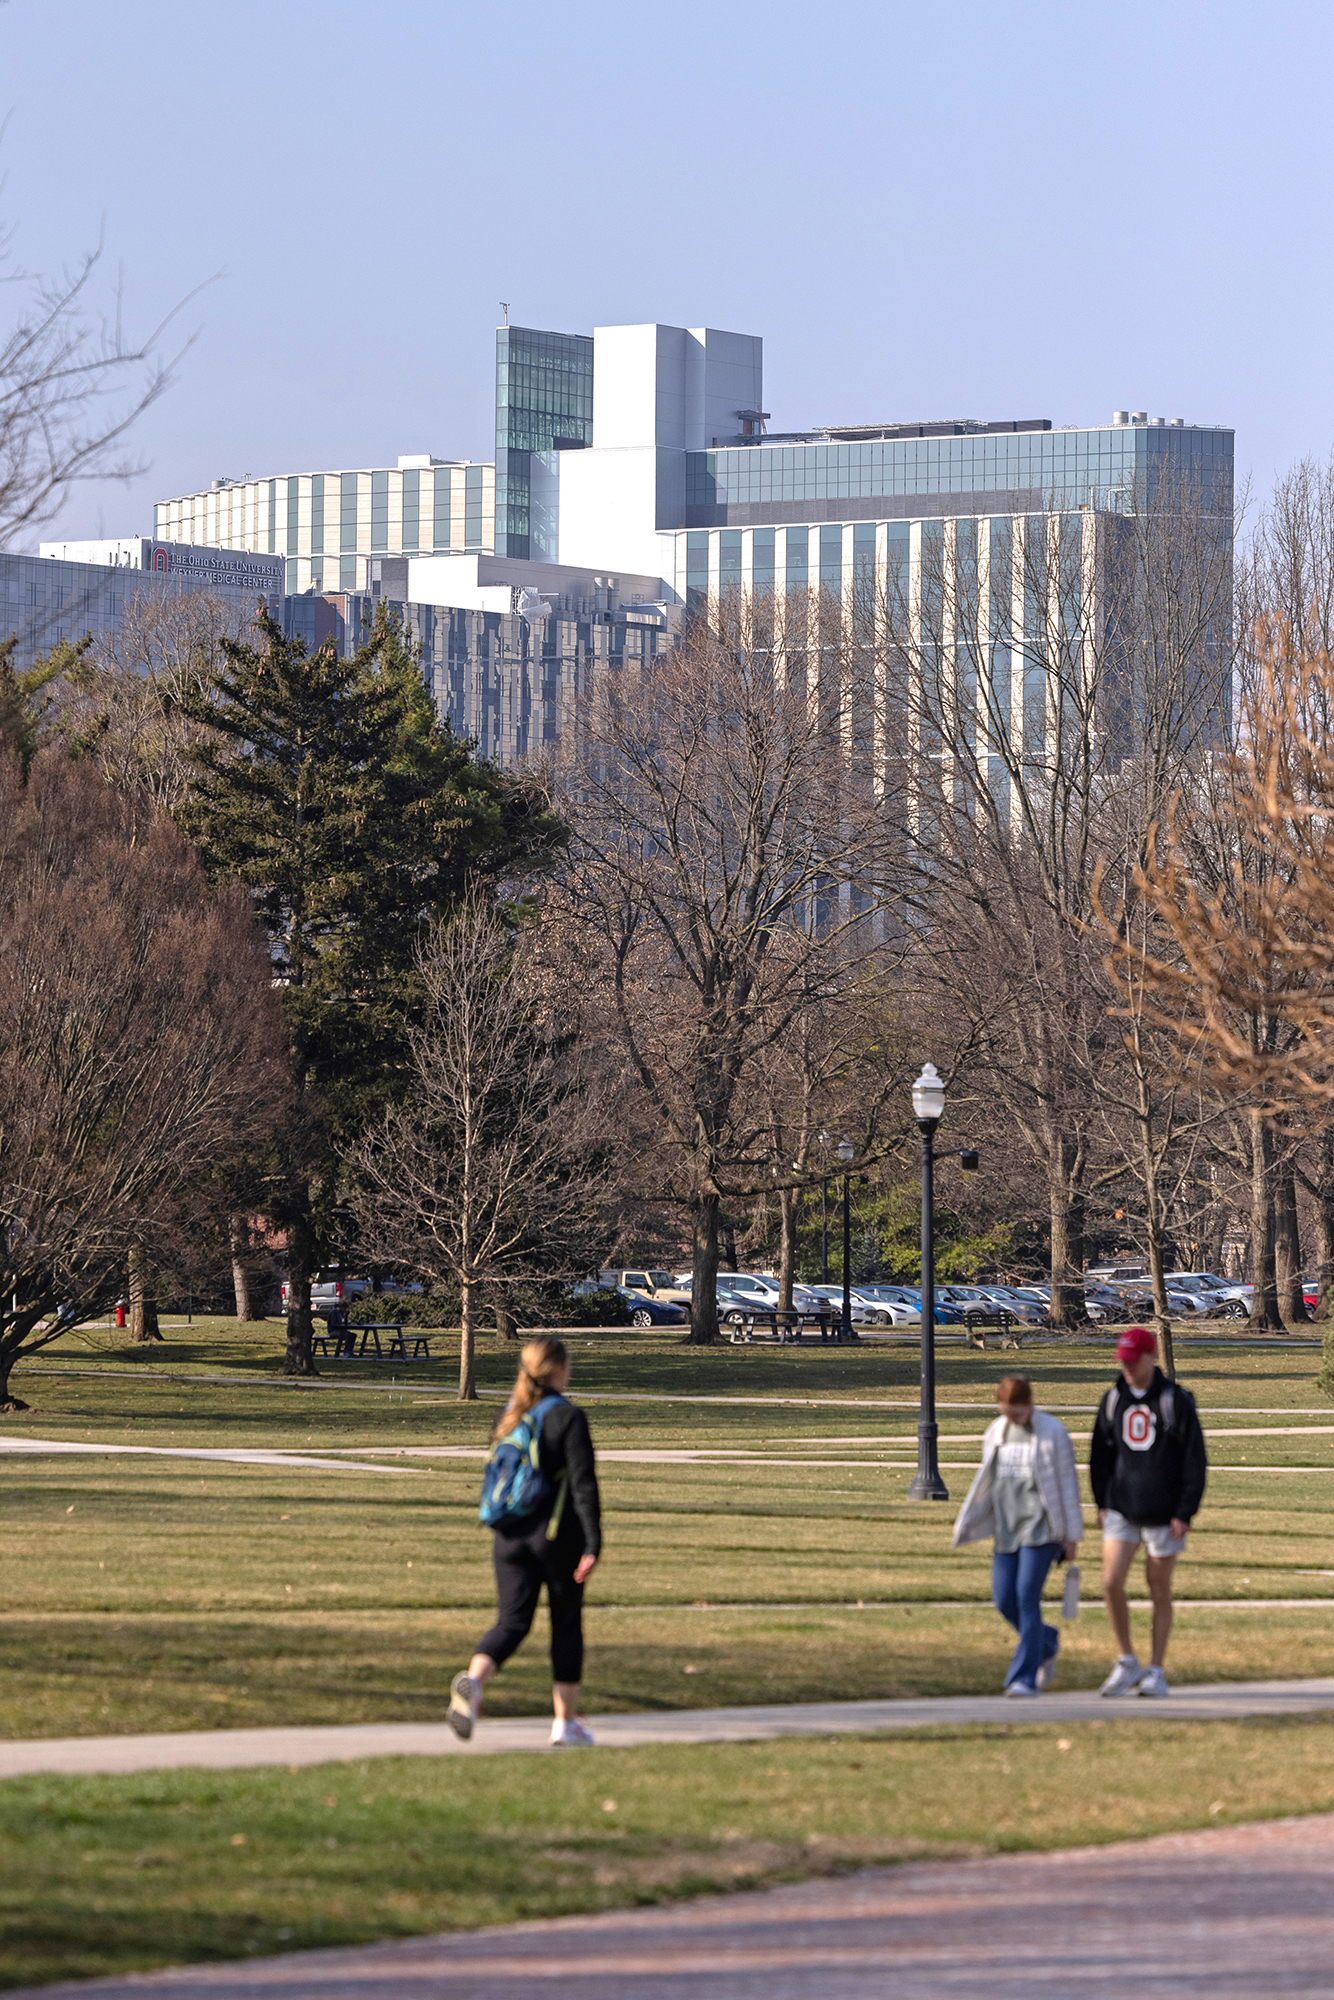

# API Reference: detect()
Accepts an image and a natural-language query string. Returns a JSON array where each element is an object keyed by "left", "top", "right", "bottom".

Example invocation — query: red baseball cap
[{"left": 1116, "top": 1325, "right": 1157, "bottom": 1364}]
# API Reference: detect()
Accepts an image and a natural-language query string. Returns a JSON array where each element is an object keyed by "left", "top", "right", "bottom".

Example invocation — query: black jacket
[
  {"left": 1089, "top": 1368, "right": 1208, "bottom": 1527},
  {"left": 494, "top": 1396, "right": 601, "bottom": 1558}
]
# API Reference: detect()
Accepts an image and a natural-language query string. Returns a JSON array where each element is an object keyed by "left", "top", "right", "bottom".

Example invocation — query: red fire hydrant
[{"left": 115, "top": 1299, "right": 126, "bottom": 1328}]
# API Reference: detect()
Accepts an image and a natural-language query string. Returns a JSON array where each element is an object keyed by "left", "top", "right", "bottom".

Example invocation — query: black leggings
[{"left": 476, "top": 1532, "right": 585, "bottom": 1684}]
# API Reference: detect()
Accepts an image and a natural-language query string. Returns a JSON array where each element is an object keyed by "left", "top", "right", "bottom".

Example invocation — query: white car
[
  {"left": 673, "top": 1273, "right": 823, "bottom": 1321},
  {"left": 807, "top": 1283, "right": 896, "bottom": 1325},
  {"left": 851, "top": 1284, "right": 923, "bottom": 1325},
  {"left": 1165, "top": 1272, "right": 1240, "bottom": 1317},
  {"left": 280, "top": 1267, "right": 421, "bottom": 1313}
]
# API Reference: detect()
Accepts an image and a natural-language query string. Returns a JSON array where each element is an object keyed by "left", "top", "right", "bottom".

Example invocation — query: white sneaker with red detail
[{"left": 550, "top": 1717, "right": 596, "bottom": 1746}]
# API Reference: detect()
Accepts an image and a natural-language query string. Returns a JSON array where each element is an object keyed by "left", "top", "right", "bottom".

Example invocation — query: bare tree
[
  {"left": 1119, "top": 621, "right": 1334, "bottom": 1345},
  {"left": 1, "top": 214, "right": 194, "bottom": 546},
  {"left": 548, "top": 597, "right": 906, "bottom": 1342},
  {"left": 870, "top": 472, "right": 1236, "bottom": 1323},
  {"left": 57, "top": 589, "right": 242, "bottom": 822},
  {"left": 1091, "top": 859, "right": 1238, "bottom": 1370},
  {"left": 347, "top": 899, "right": 610, "bottom": 1400},
  {"left": 0, "top": 746, "right": 285, "bottom": 1405}
]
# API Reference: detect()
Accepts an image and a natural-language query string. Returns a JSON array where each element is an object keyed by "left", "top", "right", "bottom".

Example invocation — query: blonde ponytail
[{"left": 492, "top": 1336, "right": 568, "bottom": 1440}]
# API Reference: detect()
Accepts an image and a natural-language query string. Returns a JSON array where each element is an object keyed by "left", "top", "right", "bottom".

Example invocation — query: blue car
[
  {"left": 619, "top": 1287, "right": 687, "bottom": 1327},
  {"left": 890, "top": 1286, "right": 969, "bottom": 1325}
]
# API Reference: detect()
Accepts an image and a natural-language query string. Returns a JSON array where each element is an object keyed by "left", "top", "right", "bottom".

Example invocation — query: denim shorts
[{"left": 1102, "top": 1509, "right": 1186, "bottom": 1558}]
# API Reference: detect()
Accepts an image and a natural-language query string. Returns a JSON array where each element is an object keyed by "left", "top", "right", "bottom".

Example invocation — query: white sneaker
[
  {"left": 1004, "top": 1680, "right": 1038, "bottom": 1698},
  {"left": 1137, "top": 1665, "right": 1170, "bottom": 1698},
  {"left": 446, "top": 1672, "right": 475, "bottom": 1741},
  {"left": 1035, "top": 1651, "right": 1058, "bottom": 1692},
  {"left": 550, "top": 1717, "right": 595, "bottom": 1746},
  {"left": 1100, "top": 1655, "right": 1144, "bottom": 1697}
]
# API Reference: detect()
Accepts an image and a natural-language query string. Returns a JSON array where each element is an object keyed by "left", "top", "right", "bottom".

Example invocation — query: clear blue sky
[{"left": 4, "top": 0, "right": 1329, "bottom": 543}]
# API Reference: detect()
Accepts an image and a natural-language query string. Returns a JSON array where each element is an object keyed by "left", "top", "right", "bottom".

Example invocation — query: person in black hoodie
[
  {"left": 447, "top": 1336, "right": 602, "bottom": 1746},
  {"left": 1090, "top": 1325, "right": 1207, "bottom": 1699}
]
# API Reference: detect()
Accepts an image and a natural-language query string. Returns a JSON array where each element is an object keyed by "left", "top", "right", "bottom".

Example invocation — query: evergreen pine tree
[{"left": 180, "top": 603, "right": 566, "bottom": 1373}]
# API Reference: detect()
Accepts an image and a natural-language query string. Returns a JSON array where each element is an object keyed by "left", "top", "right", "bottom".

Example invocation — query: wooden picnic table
[
  {"left": 725, "top": 1307, "right": 850, "bottom": 1345},
  {"left": 309, "top": 1317, "right": 433, "bottom": 1360}
]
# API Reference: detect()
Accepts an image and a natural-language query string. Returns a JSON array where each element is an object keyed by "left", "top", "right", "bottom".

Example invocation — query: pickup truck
[
  {"left": 280, "top": 1268, "right": 421, "bottom": 1313},
  {"left": 598, "top": 1267, "right": 694, "bottom": 1306}
]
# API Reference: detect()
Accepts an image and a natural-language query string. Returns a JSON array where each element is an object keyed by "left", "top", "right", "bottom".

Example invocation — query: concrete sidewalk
[
  {"left": 4, "top": 1675, "right": 1334, "bottom": 1778},
  {"left": 14, "top": 1810, "right": 1334, "bottom": 1997}
]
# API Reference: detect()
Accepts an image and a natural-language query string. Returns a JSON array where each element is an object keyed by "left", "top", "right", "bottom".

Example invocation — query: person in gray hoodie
[{"left": 952, "top": 1374, "right": 1083, "bottom": 1696}]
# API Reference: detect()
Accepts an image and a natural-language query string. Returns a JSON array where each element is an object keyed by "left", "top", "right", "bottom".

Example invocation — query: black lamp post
[
  {"left": 908, "top": 1062, "right": 949, "bottom": 1501},
  {"left": 838, "top": 1136, "right": 855, "bottom": 1340}
]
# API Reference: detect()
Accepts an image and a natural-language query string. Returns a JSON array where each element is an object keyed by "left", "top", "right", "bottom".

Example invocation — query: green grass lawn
[
  {"left": 6, "top": 1715, "right": 1334, "bottom": 1990},
  {"left": 1, "top": 1320, "right": 1332, "bottom": 1734},
  {"left": 2, "top": 1320, "right": 1334, "bottom": 1987}
]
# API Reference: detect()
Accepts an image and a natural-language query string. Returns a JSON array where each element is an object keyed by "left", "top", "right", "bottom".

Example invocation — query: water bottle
[{"left": 1061, "top": 1563, "right": 1081, "bottom": 1620}]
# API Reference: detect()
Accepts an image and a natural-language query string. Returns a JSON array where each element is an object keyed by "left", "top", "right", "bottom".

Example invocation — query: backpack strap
[
  {"left": 1159, "top": 1384, "right": 1176, "bottom": 1432},
  {"left": 545, "top": 1473, "right": 570, "bottom": 1541},
  {"left": 1103, "top": 1384, "right": 1119, "bottom": 1426}
]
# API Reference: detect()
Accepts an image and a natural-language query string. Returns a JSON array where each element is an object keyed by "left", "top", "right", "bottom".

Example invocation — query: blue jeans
[{"left": 992, "top": 1542, "right": 1062, "bottom": 1689}]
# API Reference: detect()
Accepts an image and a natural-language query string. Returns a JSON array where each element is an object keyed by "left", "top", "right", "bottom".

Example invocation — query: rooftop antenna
[{"left": 500, "top": 301, "right": 509, "bottom": 328}]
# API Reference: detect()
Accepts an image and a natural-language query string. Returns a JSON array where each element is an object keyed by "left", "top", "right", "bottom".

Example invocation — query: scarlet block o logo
[{"left": 1123, "top": 1405, "right": 1156, "bottom": 1450}]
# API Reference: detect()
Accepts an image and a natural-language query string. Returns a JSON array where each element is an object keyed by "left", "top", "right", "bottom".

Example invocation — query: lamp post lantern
[
  {"left": 838, "top": 1136, "right": 855, "bottom": 1340},
  {"left": 908, "top": 1062, "right": 949, "bottom": 1500}
]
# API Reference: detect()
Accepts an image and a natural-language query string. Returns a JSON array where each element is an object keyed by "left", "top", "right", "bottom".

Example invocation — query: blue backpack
[{"left": 479, "top": 1394, "right": 566, "bottom": 1528}]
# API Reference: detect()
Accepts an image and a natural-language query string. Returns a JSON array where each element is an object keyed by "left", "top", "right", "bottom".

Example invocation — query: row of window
[
  {"left": 686, "top": 426, "right": 1231, "bottom": 510},
  {"left": 154, "top": 466, "right": 492, "bottom": 559}
]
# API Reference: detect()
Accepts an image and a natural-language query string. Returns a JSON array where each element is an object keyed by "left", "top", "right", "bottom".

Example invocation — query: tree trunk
[
  {"left": 1249, "top": 1111, "right": 1283, "bottom": 1330},
  {"left": 720, "top": 1219, "right": 739, "bottom": 1273},
  {"left": 0, "top": 1334, "right": 28, "bottom": 1409},
  {"left": 495, "top": 1305, "right": 519, "bottom": 1342},
  {"left": 459, "top": 1273, "right": 477, "bottom": 1399},
  {"left": 1275, "top": 1146, "right": 1310, "bottom": 1322},
  {"left": 230, "top": 1214, "right": 252, "bottom": 1323},
  {"left": 1048, "top": 1138, "right": 1086, "bottom": 1328},
  {"left": 1133, "top": 1064, "right": 1175, "bottom": 1379},
  {"left": 687, "top": 1189, "right": 721, "bottom": 1344},
  {"left": 127, "top": 1247, "right": 162, "bottom": 1343},
  {"left": 1313, "top": 1128, "right": 1334, "bottom": 1321},
  {"left": 778, "top": 1186, "right": 799, "bottom": 1312},
  {"left": 283, "top": 1203, "right": 318, "bottom": 1376},
  {"left": 1140, "top": 1170, "right": 1175, "bottom": 1383}
]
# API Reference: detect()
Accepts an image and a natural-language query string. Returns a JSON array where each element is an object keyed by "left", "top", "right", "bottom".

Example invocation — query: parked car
[
  {"left": 1164, "top": 1273, "right": 1232, "bottom": 1313},
  {"left": 853, "top": 1284, "right": 922, "bottom": 1325},
  {"left": 600, "top": 1268, "right": 693, "bottom": 1305},
  {"left": 673, "top": 1274, "right": 817, "bottom": 1323},
  {"left": 715, "top": 1273, "right": 826, "bottom": 1322},
  {"left": 619, "top": 1287, "right": 687, "bottom": 1327},
  {"left": 972, "top": 1285, "right": 1049, "bottom": 1324},
  {"left": 807, "top": 1283, "right": 901, "bottom": 1325},
  {"left": 883, "top": 1286, "right": 970, "bottom": 1325},
  {"left": 280, "top": 1267, "right": 421, "bottom": 1313}
]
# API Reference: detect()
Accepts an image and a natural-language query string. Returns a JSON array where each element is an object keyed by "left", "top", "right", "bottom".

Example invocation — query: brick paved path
[{"left": 16, "top": 1811, "right": 1334, "bottom": 1997}]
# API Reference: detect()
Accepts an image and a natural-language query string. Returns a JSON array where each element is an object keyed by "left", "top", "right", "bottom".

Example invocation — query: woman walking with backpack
[{"left": 447, "top": 1336, "right": 601, "bottom": 1746}]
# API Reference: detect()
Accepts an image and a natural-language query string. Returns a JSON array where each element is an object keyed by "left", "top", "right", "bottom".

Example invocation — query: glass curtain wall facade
[
  {"left": 495, "top": 325, "right": 594, "bottom": 559},
  {"left": 672, "top": 417, "right": 1234, "bottom": 785},
  {"left": 684, "top": 421, "right": 1230, "bottom": 527}
]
